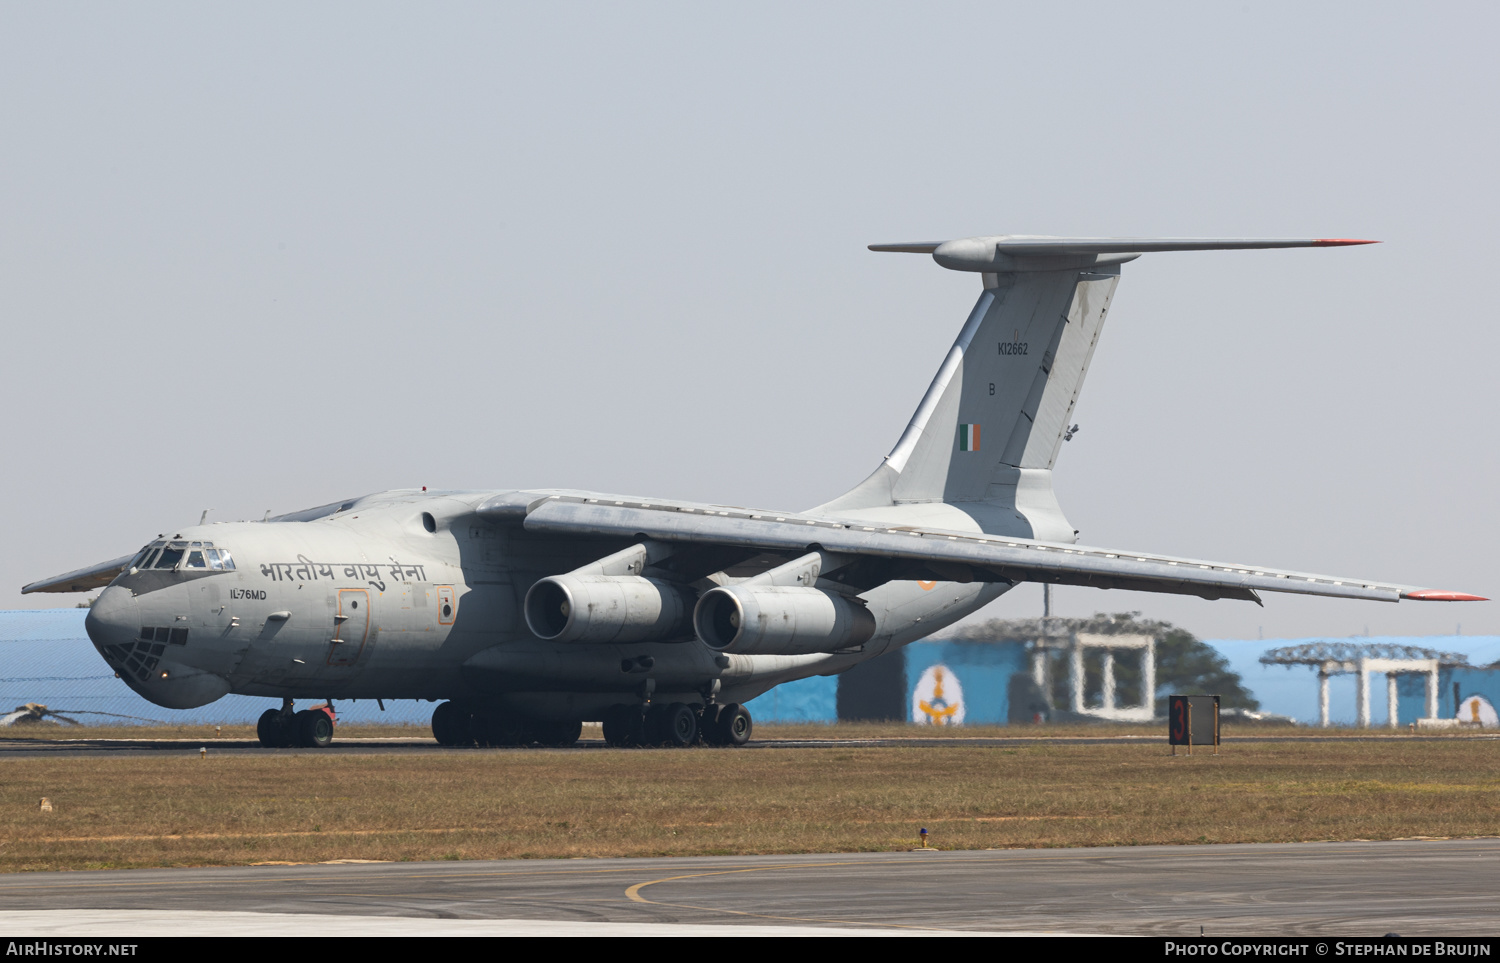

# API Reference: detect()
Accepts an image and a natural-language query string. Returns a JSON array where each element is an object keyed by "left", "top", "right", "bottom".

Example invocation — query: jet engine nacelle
[
  {"left": 693, "top": 584, "right": 876, "bottom": 655},
  {"left": 524, "top": 574, "right": 691, "bottom": 643}
]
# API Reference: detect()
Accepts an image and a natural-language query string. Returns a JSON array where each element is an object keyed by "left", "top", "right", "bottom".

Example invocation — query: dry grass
[{"left": 3, "top": 738, "right": 1499, "bottom": 872}]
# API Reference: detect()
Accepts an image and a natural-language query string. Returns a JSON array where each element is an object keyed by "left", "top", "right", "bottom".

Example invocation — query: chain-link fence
[{"left": 0, "top": 609, "right": 435, "bottom": 727}]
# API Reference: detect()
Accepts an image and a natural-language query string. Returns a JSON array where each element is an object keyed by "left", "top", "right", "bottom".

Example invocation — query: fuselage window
[
  {"left": 185, "top": 550, "right": 208, "bottom": 569},
  {"left": 136, "top": 548, "right": 160, "bottom": 570},
  {"left": 206, "top": 549, "right": 224, "bottom": 570},
  {"left": 155, "top": 547, "right": 184, "bottom": 570},
  {"left": 216, "top": 549, "right": 236, "bottom": 570}
]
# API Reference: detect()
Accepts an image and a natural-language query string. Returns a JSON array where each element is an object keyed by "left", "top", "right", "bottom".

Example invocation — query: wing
[
  {"left": 483, "top": 494, "right": 1485, "bottom": 604},
  {"left": 22, "top": 555, "right": 136, "bottom": 594}
]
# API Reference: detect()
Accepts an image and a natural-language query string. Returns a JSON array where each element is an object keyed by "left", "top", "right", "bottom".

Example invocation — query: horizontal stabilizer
[{"left": 870, "top": 235, "right": 1377, "bottom": 273}]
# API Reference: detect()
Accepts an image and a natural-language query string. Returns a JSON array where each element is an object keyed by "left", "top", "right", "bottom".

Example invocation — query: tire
[
  {"left": 603, "top": 705, "right": 645, "bottom": 747},
  {"left": 535, "top": 719, "right": 583, "bottom": 747},
  {"left": 297, "top": 709, "right": 334, "bottom": 749},
  {"left": 430, "top": 701, "right": 469, "bottom": 746},
  {"left": 700, "top": 705, "right": 726, "bottom": 746},
  {"left": 477, "top": 712, "right": 528, "bottom": 747},
  {"left": 256, "top": 708, "right": 289, "bottom": 748},
  {"left": 661, "top": 702, "right": 698, "bottom": 748},
  {"left": 642, "top": 704, "right": 669, "bottom": 746},
  {"left": 718, "top": 703, "right": 752, "bottom": 747}
]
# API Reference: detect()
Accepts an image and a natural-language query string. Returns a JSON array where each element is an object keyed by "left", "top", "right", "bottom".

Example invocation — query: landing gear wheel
[
  {"left": 661, "top": 702, "right": 698, "bottom": 747},
  {"left": 534, "top": 719, "right": 583, "bottom": 747},
  {"left": 296, "top": 708, "right": 334, "bottom": 748},
  {"left": 699, "top": 705, "right": 726, "bottom": 746},
  {"left": 643, "top": 704, "right": 669, "bottom": 746},
  {"left": 476, "top": 712, "right": 529, "bottom": 747},
  {"left": 256, "top": 708, "right": 292, "bottom": 748},
  {"left": 716, "top": 703, "right": 752, "bottom": 747},
  {"left": 431, "top": 702, "right": 471, "bottom": 746},
  {"left": 602, "top": 705, "right": 645, "bottom": 747}
]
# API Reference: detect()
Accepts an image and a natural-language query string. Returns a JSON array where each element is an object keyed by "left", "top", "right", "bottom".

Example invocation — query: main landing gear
[
  {"left": 600, "top": 702, "right": 751, "bottom": 748},
  {"left": 256, "top": 700, "right": 336, "bottom": 748},
  {"left": 430, "top": 702, "right": 583, "bottom": 748},
  {"left": 427, "top": 701, "right": 752, "bottom": 749}
]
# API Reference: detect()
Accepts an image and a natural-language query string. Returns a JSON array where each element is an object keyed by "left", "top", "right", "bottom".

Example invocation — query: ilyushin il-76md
[{"left": 24, "top": 235, "right": 1487, "bottom": 749}]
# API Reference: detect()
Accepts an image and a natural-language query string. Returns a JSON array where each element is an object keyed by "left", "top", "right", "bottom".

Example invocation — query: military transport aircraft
[{"left": 23, "top": 235, "right": 1487, "bottom": 749}]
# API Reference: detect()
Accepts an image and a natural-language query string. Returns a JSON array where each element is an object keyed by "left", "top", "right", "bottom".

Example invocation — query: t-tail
[{"left": 816, "top": 235, "right": 1379, "bottom": 540}]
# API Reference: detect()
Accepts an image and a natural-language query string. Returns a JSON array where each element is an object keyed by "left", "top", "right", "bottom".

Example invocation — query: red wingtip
[
  {"left": 1314, "top": 238, "right": 1380, "bottom": 246},
  {"left": 1402, "top": 590, "right": 1489, "bottom": 602}
]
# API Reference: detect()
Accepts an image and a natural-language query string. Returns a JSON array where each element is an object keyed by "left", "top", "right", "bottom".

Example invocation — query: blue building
[{"left": 752, "top": 634, "right": 1500, "bottom": 726}]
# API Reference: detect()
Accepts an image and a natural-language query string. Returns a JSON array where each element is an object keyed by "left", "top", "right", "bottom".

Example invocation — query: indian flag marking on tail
[{"left": 957, "top": 423, "right": 980, "bottom": 451}]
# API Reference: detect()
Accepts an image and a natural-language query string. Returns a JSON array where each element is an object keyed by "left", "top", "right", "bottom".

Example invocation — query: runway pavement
[
  {"left": 3, "top": 732, "right": 1494, "bottom": 758},
  {"left": 1, "top": 840, "right": 1496, "bottom": 936}
]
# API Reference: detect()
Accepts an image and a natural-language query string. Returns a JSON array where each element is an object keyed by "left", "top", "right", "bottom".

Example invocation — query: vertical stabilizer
[
  {"left": 817, "top": 265, "right": 1117, "bottom": 540},
  {"left": 817, "top": 235, "right": 1373, "bottom": 539}
]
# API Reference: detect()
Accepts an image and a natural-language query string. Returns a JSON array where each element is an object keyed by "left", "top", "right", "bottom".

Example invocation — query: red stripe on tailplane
[
  {"left": 1313, "top": 239, "right": 1380, "bottom": 246},
  {"left": 1401, "top": 590, "right": 1489, "bottom": 602}
]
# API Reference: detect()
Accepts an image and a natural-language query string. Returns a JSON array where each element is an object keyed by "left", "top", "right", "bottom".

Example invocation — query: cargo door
[{"left": 329, "top": 588, "right": 371, "bottom": 667}]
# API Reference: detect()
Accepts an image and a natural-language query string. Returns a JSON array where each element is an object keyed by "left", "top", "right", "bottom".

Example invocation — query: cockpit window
[{"left": 133, "top": 540, "right": 234, "bottom": 572}]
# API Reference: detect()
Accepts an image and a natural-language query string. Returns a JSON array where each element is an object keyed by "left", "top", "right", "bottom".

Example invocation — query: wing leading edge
[
  {"left": 490, "top": 495, "right": 1485, "bottom": 605},
  {"left": 22, "top": 555, "right": 135, "bottom": 595}
]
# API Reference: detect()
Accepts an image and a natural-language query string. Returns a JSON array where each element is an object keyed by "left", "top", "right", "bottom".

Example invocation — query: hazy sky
[{"left": 3, "top": 3, "right": 1496, "bottom": 642}]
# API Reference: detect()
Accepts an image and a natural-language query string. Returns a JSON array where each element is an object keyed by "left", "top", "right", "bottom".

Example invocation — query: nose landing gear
[{"left": 256, "top": 700, "right": 336, "bottom": 748}]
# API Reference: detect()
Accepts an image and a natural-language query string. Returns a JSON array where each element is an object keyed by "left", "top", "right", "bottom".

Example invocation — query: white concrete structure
[{"left": 1033, "top": 630, "right": 1155, "bottom": 722}]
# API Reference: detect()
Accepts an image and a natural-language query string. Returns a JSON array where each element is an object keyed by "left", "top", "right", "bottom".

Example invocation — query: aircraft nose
[
  {"left": 85, "top": 584, "right": 230, "bottom": 709},
  {"left": 84, "top": 585, "right": 138, "bottom": 650}
]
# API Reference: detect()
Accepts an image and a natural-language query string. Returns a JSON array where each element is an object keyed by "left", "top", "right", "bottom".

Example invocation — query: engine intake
[
  {"left": 524, "top": 574, "right": 691, "bottom": 643},
  {"left": 693, "top": 585, "right": 876, "bottom": 655}
]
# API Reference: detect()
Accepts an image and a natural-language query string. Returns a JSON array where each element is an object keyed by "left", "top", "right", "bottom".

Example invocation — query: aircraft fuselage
[{"left": 84, "top": 489, "right": 1002, "bottom": 720}]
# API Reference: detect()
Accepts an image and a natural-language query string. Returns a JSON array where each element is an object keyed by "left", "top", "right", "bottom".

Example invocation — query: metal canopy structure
[{"left": 1260, "top": 641, "right": 1470, "bottom": 728}]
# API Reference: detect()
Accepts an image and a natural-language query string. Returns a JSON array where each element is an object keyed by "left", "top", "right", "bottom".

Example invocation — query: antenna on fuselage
[{"left": 199, "top": 509, "right": 212, "bottom": 525}]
